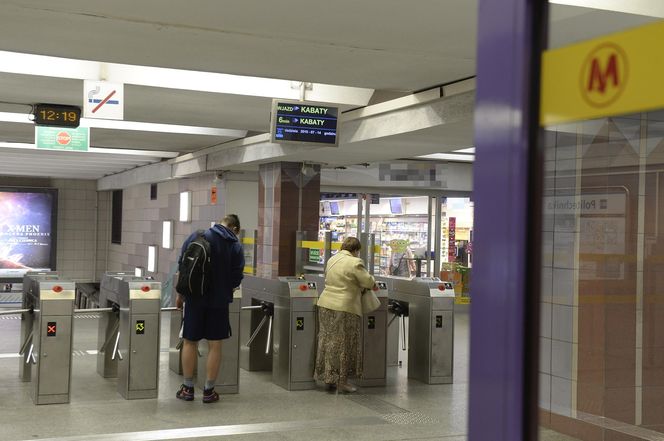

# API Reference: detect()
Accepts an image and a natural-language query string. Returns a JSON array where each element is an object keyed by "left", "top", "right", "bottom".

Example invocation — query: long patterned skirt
[{"left": 313, "top": 306, "right": 362, "bottom": 385}]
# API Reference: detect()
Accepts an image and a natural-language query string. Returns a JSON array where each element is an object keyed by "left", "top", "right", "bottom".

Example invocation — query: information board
[{"left": 270, "top": 100, "right": 339, "bottom": 146}]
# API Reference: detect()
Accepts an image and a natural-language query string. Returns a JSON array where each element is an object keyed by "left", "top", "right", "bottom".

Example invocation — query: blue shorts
[{"left": 182, "top": 303, "right": 231, "bottom": 341}]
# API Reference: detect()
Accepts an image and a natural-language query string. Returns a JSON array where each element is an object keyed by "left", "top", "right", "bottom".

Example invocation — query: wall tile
[{"left": 552, "top": 304, "right": 574, "bottom": 343}]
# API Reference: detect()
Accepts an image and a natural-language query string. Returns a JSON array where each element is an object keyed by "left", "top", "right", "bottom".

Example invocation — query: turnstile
[
  {"left": 304, "top": 274, "right": 389, "bottom": 387},
  {"left": 387, "top": 277, "right": 455, "bottom": 384},
  {"left": 19, "top": 272, "right": 76, "bottom": 404},
  {"left": 97, "top": 273, "right": 162, "bottom": 399},
  {"left": 97, "top": 272, "right": 133, "bottom": 378},
  {"left": 240, "top": 275, "right": 318, "bottom": 391},
  {"left": 196, "top": 289, "right": 241, "bottom": 394}
]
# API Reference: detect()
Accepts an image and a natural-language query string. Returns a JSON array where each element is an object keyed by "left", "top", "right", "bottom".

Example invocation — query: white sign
[
  {"left": 543, "top": 193, "right": 626, "bottom": 216},
  {"left": 84, "top": 80, "right": 124, "bottom": 120}
]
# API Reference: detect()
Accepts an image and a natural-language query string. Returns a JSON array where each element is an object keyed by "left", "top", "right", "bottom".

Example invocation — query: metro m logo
[{"left": 580, "top": 43, "right": 628, "bottom": 108}]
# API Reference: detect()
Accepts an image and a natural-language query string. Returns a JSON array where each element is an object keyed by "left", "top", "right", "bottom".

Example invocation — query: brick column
[{"left": 257, "top": 162, "right": 320, "bottom": 278}]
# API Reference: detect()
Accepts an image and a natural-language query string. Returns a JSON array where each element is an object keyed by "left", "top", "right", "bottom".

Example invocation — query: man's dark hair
[{"left": 222, "top": 214, "right": 241, "bottom": 231}]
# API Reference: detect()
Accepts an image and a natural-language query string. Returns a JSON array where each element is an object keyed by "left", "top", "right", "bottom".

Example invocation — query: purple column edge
[{"left": 468, "top": 0, "right": 542, "bottom": 440}]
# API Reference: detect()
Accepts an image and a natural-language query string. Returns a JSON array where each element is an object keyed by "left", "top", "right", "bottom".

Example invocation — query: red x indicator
[{"left": 47, "top": 322, "right": 57, "bottom": 337}]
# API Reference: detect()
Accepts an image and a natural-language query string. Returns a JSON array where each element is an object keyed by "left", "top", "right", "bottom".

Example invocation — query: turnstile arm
[
  {"left": 111, "top": 331, "right": 123, "bottom": 361},
  {"left": 19, "top": 330, "right": 33, "bottom": 356},
  {"left": 0, "top": 308, "right": 31, "bottom": 316},
  {"left": 99, "top": 320, "right": 121, "bottom": 353},
  {"left": 245, "top": 315, "right": 268, "bottom": 348},
  {"left": 74, "top": 307, "right": 114, "bottom": 314},
  {"left": 401, "top": 316, "right": 408, "bottom": 351},
  {"left": 26, "top": 343, "right": 36, "bottom": 365},
  {"left": 265, "top": 316, "right": 273, "bottom": 355}
]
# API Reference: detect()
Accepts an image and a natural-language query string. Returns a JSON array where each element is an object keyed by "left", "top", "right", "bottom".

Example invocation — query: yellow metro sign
[
  {"left": 541, "top": 21, "right": 664, "bottom": 126},
  {"left": 580, "top": 43, "right": 628, "bottom": 108}
]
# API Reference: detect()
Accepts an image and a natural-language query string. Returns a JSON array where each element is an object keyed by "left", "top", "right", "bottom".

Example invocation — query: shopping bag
[{"left": 361, "top": 289, "right": 381, "bottom": 314}]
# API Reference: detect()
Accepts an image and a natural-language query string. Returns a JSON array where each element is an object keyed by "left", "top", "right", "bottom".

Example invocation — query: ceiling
[{"left": 0, "top": 1, "right": 658, "bottom": 180}]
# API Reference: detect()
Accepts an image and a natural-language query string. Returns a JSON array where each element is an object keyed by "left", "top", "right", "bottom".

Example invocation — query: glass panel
[{"left": 540, "top": 4, "right": 664, "bottom": 440}]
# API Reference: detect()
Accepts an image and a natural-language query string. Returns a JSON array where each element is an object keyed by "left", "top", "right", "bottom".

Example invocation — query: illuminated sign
[
  {"left": 47, "top": 321, "right": 57, "bottom": 337},
  {"left": 296, "top": 317, "right": 304, "bottom": 331},
  {"left": 34, "top": 104, "right": 81, "bottom": 128},
  {"left": 270, "top": 100, "right": 338, "bottom": 146},
  {"left": 136, "top": 320, "right": 145, "bottom": 334}
]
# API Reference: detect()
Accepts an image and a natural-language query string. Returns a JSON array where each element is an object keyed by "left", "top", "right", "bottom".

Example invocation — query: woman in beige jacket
[{"left": 314, "top": 237, "right": 376, "bottom": 393}]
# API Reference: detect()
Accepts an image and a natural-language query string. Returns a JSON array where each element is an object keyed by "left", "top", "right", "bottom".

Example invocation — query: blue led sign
[{"left": 270, "top": 100, "right": 338, "bottom": 146}]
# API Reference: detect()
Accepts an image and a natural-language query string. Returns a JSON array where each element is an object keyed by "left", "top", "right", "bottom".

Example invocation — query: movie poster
[{"left": 0, "top": 191, "right": 55, "bottom": 277}]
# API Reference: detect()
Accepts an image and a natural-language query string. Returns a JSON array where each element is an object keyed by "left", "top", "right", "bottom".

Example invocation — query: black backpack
[{"left": 176, "top": 230, "right": 211, "bottom": 298}]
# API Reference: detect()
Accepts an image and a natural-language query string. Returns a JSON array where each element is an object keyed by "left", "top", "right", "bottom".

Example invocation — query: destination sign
[{"left": 270, "top": 100, "right": 339, "bottom": 146}]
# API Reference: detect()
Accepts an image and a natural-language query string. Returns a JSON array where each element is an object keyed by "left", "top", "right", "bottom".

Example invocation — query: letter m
[{"left": 587, "top": 53, "right": 619, "bottom": 94}]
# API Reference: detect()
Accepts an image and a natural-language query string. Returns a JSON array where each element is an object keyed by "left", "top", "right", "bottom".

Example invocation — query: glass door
[{"left": 539, "top": 6, "right": 664, "bottom": 440}]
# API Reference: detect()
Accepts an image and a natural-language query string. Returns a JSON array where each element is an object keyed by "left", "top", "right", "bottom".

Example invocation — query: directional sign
[
  {"left": 84, "top": 80, "right": 124, "bottom": 120},
  {"left": 270, "top": 99, "right": 338, "bottom": 146}
]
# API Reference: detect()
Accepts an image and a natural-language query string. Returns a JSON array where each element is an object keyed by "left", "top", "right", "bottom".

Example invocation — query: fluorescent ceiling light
[
  {"left": 453, "top": 147, "right": 476, "bottom": 154},
  {"left": 0, "top": 51, "right": 373, "bottom": 106},
  {"left": 0, "top": 141, "right": 179, "bottom": 158},
  {"left": 549, "top": 0, "right": 664, "bottom": 17},
  {"left": 135, "top": 267, "right": 144, "bottom": 277},
  {"left": 0, "top": 111, "right": 245, "bottom": 137},
  {"left": 416, "top": 153, "right": 475, "bottom": 162}
]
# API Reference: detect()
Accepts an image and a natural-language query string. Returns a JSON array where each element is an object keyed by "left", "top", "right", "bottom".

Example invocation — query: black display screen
[{"left": 271, "top": 100, "right": 339, "bottom": 146}]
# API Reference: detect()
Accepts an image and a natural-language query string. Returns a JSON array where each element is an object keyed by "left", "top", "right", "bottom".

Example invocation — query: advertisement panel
[{"left": 0, "top": 188, "right": 58, "bottom": 281}]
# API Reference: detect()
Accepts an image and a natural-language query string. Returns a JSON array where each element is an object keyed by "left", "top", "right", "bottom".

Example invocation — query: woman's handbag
[{"left": 361, "top": 288, "right": 381, "bottom": 314}]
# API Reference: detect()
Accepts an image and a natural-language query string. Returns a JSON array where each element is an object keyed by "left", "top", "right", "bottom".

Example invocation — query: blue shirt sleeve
[{"left": 230, "top": 242, "right": 245, "bottom": 288}]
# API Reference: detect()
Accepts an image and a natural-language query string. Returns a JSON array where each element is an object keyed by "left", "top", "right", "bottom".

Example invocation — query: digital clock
[{"left": 33, "top": 104, "right": 81, "bottom": 128}]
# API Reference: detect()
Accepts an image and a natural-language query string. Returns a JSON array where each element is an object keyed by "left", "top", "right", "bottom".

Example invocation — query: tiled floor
[{"left": 1, "top": 305, "right": 469, "bottom": 441}]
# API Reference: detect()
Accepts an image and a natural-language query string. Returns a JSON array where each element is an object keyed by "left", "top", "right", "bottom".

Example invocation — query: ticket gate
[
  {"left": 196, "top": 289, "right": 242, "bottom": 394},
  {"left": 97, "top": 272, "right": 133, "bottom": 378},
  {"left": 19, "top": 272, "right": 76, "bottom": 404},
  {"left": 97, "top": 273, "right": 162, "bottom": 399},
  {"left": 386, "top": 277, "right": 455, "bottom": 384},
  {"left": 239, "top": 276, "right": 276, "bottom": 372},
  {"left": 303, "top": 274, "right": 390, "bottom": 387},
  {"left": 240, "top": 275, "right": 318, "bottom": 391}
]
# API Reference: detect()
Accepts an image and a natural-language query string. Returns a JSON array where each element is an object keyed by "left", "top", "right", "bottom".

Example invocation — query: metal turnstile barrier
[
  {"left": 97, "top": 272, "right": 161, "bottom": 399},
  {"left": 304, "top": 274, "right": 389, "bottom": 387},
  {"left": 97, "top": 272, "right": 133, "bottom": 379},
  {"left": 273, "top": 277, "right": 318, "bottom": 391},
  {"left": 385, "top": 277, "right": 455, "bottom": 384},
  {"left": 240, "top": 275, "right": 318, "bottom": 391},
  {"left": 196, "top": 289, "right": 242, "bottom": 394},
  {"left": 239, "top": 276, "right": 276, "bottom": 372},
  {"left": 19, "top": 272, "right": 76, "bottom": 404}
]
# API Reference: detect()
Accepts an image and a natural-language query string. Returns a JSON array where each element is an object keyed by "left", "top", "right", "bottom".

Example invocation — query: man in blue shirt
[{"left": 176, "top": 214, "right": 244, "bottom": 403}]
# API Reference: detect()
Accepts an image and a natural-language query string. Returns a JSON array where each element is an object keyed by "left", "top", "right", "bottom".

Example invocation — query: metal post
[
  {"left": 364, "top": 194, "right": 371, "bottom": 235},
  {"left": 324, "top": 231, "right": 333, "bottom": 265},
  {"left": 434, "top": 197, "right": 443, "bottom": 278},
  {"left": 356, "top": 194, "right": 363, "bottom": 236},
  {"left": 252, "top": 230, "right": 258, "bottom": 275},
  {"left": 427, "top": 196, "right": 434, "bottom": 277},
  {"left": 295, "top": 231, "right": 306, "bottom": 275}
]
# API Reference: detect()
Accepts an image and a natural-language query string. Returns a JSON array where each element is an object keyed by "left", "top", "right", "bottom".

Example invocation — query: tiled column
[{"left": 257, "top": 162, "right": 320, "bottom": 278}]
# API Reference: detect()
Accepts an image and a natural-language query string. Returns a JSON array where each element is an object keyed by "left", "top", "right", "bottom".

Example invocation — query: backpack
[{"left": 176, "top": 230, "right": 211, "bottom": 298}]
